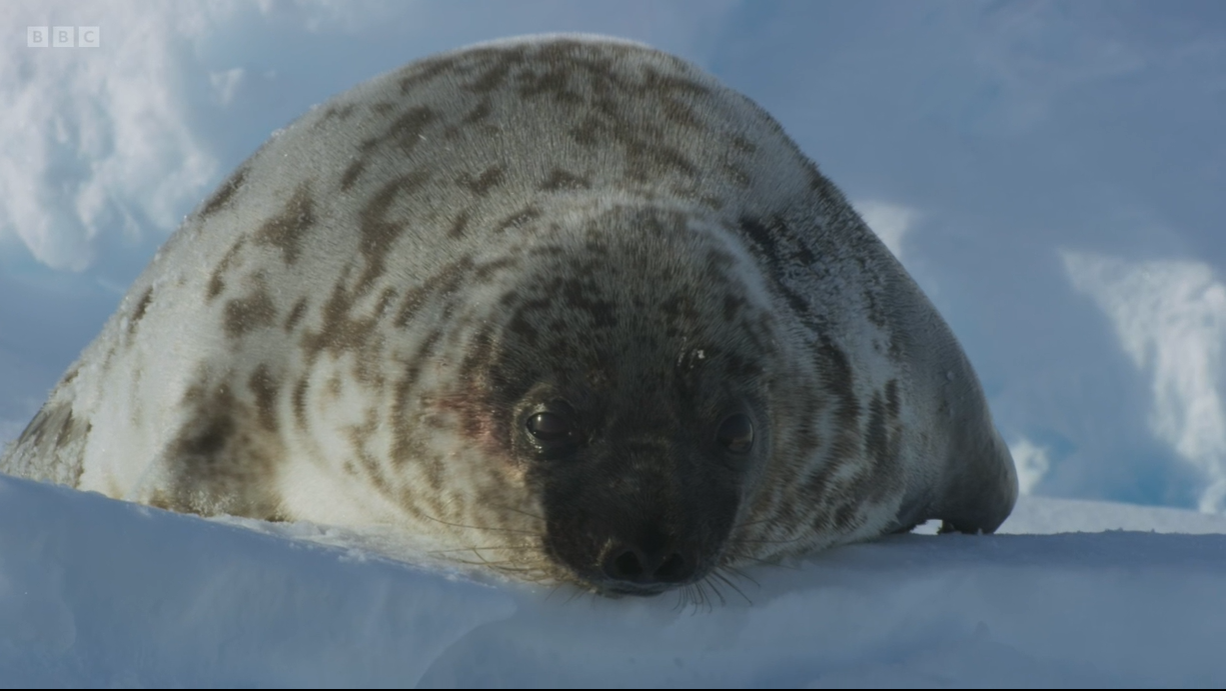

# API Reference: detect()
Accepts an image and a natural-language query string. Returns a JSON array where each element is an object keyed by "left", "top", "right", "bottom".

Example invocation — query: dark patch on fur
[
  {"left": 340, "top": 158, "right": 364, "bottom": 192},
  {"left": 398, "top": 55, "right": 462, "bottom": 94},
  {"left": 571, "top": 113, "right": 697, "bottom": 182},
  {"left": 15, "top": 405, "right": 52, "bottom": 449},
  {"left": 457, "top": 165, "right": 505, "bottom": 196},
  {"left": 302, "top": 280, "right": 379, "bottom": 360},
  {"left": 462, "top": 43, "right": 711, "bottom": 183},
  {"left": 249, "top": 365, "right": 279, "bottom": 433},
  {"left": 864, "top": 389, "right": 899, "bottom": 496},
  {"left": 353, "top": 170, "right": 431, "bottom": 293},
  {"left": 561, "top": 277, "right": 618, "bottom": 329},
  {"left": 830, "top": 379, "right": 906, "bottom": 521},
  {"left": 375, "top": 287, "right": 398, "bottom": 318},
  {"left": 346, "top": 417, "right": 395, "bottom": 498},
  {"left": 465, "top": 52, "right": 522, "bottom": 93},
  {"left": 722, "top": 163, "right": 752, "bottom": 188},
  {"left": 539, "top": 168, "right": 591, "bottom": 191},
  {"left": 885, "top": 379, "right": 900, "bottom": 419},
  {"left": 8, "top": 401, "right": 91, "bottom": 487},
  {"left": 660, "top": 97, "right": 702, "bottom": 129},
  {"left": 494, "top": 206, "right": 542, "bottom": 233},
  {"left": 318, "top": 102, "right": 356, "bottom": 124},
  {"left": 462, "top": 99, "right": 493, "bottom": 124},
  {"left": 254, "top": 183, "right": 315, "bottom": 264},
  {"left": 128, "top": 287, "right": 154, "bottom": 335},
  {"left": 292, "top": 377, "right": 309, "bottom": 429},
  {"left": 518, "top": 65, "right": 586, "bottom": 106},
  {"left": 179, "top": 414, "right": 232, "bottom": 458},
  {"left": 394, "top": 257, "right": 475, "bottom": 328},
  {"left": 341, "top": 107, "right": 437, "bottom": 191},
  {"left": 722, "top": 292, "right": 747, "bottom": 323},
  {"left": 224, "top": 283, "right": 277, "bottom": 339},
  {"left": 52, "top": 409, "right": 75, "bottom": 450},
  {"left": 207, "top": 238, "right": 247, "bottom": 302},
  {"left": 507, "top": 307, "right": 539, "bottom": 346},
  {"left": 284, "top": 298, "right": 308, "bottom": 332},
  {"left": 737, "top": 217, "right": 822, "bottom": 330},
  {"left": 796, "top": 335, "right": 864, "bottom": 529},
  {"left": 389, "top": 326, "right": 448, "bottom": 470},
  {"left": 817, "top": 336, "right": 860, "bottom": 434},
  {"left": 164, "top": 377, "right": 283, "bottom": 519},
  {"left": 472, "top": 255, "right": 519, "bottom": 283},
  {"left": 448, "top": 211, "right": 470, "bottom": 238},
  {"left": 198, "top": 165, "right": 248, "bottom": 220},
  {"left": 861, "top": 287, "right": 888, "bottom": 329}
]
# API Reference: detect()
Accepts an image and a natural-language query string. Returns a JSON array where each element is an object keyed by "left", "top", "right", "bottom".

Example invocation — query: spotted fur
[{"left": 1, "top": 35, "right": 1017, "bottom": 594}]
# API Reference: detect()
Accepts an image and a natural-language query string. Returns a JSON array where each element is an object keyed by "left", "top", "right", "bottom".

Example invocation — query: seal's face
[
  {"left": 514, "top": 376, "right": 764, "bottom": 596},
  {"left": 457, "top": 207, "right": 781, "bottom": 595}
]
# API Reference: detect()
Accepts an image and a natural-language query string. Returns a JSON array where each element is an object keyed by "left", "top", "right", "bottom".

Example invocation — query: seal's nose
[{"left": 600, "top": 529, "right": 696, "bottom": 587}]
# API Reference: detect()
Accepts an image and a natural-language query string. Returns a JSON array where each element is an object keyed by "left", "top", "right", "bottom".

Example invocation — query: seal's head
[{"left": 445, "top": 204, "right": 787, "bottom": 596}]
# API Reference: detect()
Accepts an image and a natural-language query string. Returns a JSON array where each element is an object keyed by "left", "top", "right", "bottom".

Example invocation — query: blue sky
[{"left": 2, "top": 0, "right": 1224, "bottom": 510}]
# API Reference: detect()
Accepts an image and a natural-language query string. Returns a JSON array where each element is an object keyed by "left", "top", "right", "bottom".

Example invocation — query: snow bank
[{"left": 2, "top": 475, "right": 1225, "bottom": 687}]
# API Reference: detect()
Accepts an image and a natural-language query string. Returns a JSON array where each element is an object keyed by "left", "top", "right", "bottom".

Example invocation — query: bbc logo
[{"left": 28, "top": 26, "right": 101, "bottom": 48}]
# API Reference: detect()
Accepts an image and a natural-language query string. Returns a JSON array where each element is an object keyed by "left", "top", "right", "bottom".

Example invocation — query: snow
[{"left": 3, "top": 474, "right": 1225, "bottom": 687}]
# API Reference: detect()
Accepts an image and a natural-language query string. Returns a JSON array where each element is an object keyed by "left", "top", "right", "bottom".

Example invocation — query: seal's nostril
[
  {"left": 610, "top": 551, "right": 642, "bottom": 578},
  {"left": 602, "top": 543, "right": 697, "bottom": 585},
  {"left": 605, "top": 548, "right": 646, "bottom": 581}
]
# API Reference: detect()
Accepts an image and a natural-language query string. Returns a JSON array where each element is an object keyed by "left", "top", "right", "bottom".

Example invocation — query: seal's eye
[
  {"left": 716, "top": 413, "right": 754, "bottom": 453},
  {"left": 526, "top": 411, "right": 574, "bottom": 443}
]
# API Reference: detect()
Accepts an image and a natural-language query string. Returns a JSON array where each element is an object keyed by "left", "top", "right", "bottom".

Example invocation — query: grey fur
[{"left": 1, "top": 35, "right": 1017, "bottom": 593}]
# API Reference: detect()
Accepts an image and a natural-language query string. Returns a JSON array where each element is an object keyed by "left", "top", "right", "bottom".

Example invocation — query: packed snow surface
[{"left": 2, "top": 474, "right": 1225, "bottom": 687}]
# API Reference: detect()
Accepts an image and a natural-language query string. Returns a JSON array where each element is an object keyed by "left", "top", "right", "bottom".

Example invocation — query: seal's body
[{"left": 2, "top": 35, "right": 1016, "bottom": 595}]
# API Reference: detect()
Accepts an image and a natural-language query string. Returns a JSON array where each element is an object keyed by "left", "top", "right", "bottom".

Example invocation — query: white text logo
[{"left": 27, "top": 26, "right": 101, "bottom": 48}]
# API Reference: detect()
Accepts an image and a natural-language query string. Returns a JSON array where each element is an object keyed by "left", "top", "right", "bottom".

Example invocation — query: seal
[{"left": 1, "top": 34, "right": 1017, "bottom": 597}]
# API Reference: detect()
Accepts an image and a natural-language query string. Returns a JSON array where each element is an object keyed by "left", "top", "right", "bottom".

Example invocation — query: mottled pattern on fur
[{"left": 2, "top": 35, "right": 1017, "bottom": 589}]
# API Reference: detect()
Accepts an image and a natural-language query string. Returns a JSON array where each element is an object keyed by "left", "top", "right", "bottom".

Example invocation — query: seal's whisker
[
  {"left": 688, "top": 582, "right": 703, "bottom": 613},
  {"left": 458, "top": 557, "right": 539, "bottom": 568},
  {"left": 563, "top": 586, "right": 588, "bottom": 606},
  {"left": 710, "top": 569, "right": 753, "bottom": 605},
  {"left": 703, "top": 576, "right": 728, "bottom": 609},
  {"left": 721, "top": 564, "right": 761, "bottom": 589},
  {"left": 674, "top": 584, "right": 692, "bottom": 612},
  {"left": 544, "top": 583, "right": 570, "bottom": 603},
  {"left": 444, "top": 557, "right": 539, "bottom": 571},
  {"left": 441, "top": 547, "right": 554, "bottom": 576},
  {"left": 428, "top": 545, "right": 517, "bottom": 554},
  {"left": 495, "top": 504, "right": 547, "bottom": 522},
  {"left": 418, "top": 512, "right": 544, "bottom": 536}
]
